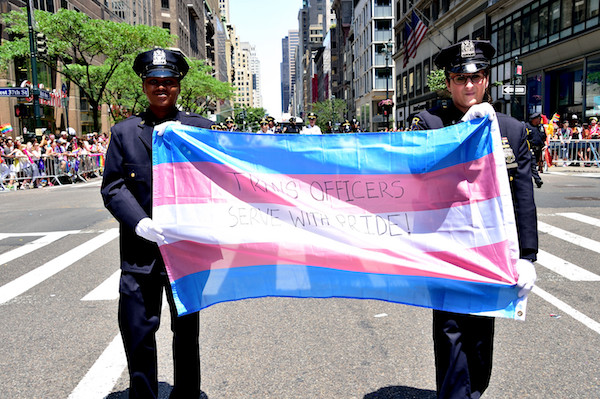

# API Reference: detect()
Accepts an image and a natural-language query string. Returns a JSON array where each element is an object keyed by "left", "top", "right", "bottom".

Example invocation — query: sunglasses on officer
[{"left": 448, "top": 72, "right": 486, "bottom": 85}]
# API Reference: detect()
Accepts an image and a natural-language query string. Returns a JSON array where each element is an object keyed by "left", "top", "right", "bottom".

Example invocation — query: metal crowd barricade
[
  {"left": 545, "top": 139, "right": 600, "bottom": 168},
  {"left": 1, "top": 153, "right": 105, "bottom": 190}
]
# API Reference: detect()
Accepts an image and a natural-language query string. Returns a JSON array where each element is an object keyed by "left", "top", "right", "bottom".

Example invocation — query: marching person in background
[
  {"left": 411, "top": 40, "right": 538, "bottom": 399},
  {"left": 525, "top": 112, "right": 545, "bottom": 188},
  {"left": 257, "top": 117, "right": 270, "bottom": 134},
  {"left": 101, "top": 48, "right": 212, "bottom": 399},
  {"left": 266, "top": 116, "right": 277, "bottom": 133},
  {"left": 301, "top": 112, "right": 322, "bottom": 135},
  {"left": 225, "top": 116, "right": 239, "bottom": 132},
  {"left": 283, "top": 116, "right": 300, "bottom": 133}
]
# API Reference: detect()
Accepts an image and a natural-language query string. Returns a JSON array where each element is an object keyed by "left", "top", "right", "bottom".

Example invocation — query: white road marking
[
  {"left": 81, "top": 270, "right": 120, "bottom": 301},
  {"left": 0, "top": 229, "right": 119, "bottom": 304},
  {"left": 0, "top": 231, "right": 78, "bottom": 266},
  {"left": 533, "top": 286, "right": 600, "bottom": 335},
  {"left": 67, "top": 334, "right": 127, "bottom": 399},
  {"left": 558, "top": 212, "right": 600, "bottom": 227},
  {"left": 537, "top": 221, "right": 600, "bottom": 254},
  {"left": 536, "top": 250, "right": 600, "bottom": 281}
]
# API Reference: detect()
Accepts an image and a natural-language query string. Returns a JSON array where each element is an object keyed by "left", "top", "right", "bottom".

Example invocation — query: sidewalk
[{"left": 545, "top": 163, "right": 600, "bottom": 174}]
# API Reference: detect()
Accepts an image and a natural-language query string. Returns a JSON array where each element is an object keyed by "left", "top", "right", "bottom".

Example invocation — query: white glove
[
  {"left": 516, "top": 259, "right": 537, "bottom": 297},
  {"left": 154, "top": 120, "right": 180, "bottom": 136},
  {"left": 461, "top": 102, "right": 497, "bottom": 123},
  {"left": 135, "top": 217, "right": 166, "bottom": 245}
]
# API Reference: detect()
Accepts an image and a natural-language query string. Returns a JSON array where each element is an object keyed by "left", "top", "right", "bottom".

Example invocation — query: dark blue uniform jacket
[
  {"left": 413, "top": 102, "right": 538, "bottom": 261},
  {"left": 101, "top": 109, "right": 212, "bottom": 274}
]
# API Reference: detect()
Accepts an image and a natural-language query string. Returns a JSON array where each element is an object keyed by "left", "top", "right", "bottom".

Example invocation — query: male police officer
[
  {"left": 225, "top": 116, "right": 239, "bottom": 132},
  {"left": 412, "top": 40, "right": 538, "bottom": 399},
  {"left": 101, "top": 48, "right": 212, "bottom": 399},
  {"left": 301, "top": 112, "right": 322, "bottom": 135},
  {"left": 283, "top": 116, "right": 300, "bottom": 133},
  {"left": 526, "top": 112, "right": 546, "bottom": 187}
]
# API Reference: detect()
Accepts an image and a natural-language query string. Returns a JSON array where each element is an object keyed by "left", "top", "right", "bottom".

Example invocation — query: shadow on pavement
[
  {"left": 104, "top": 381, "right": 209, "bottom": 399},
  {"left": 364, "top": 385, "right": 437, "bottom": 399}
]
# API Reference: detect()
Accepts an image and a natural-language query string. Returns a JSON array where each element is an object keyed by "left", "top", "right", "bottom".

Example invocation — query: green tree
[
  {"left": 233, "top": 104, "right": 266, "bottom": 132},
  {"left": 179, "top": 59, "right": 235, "bottom": 115},
  {"left": 310, "top": 99, "right": 348, "bottom": 132},
  {"left": 103, "top": 55, "right": 149, "bottom": 123},
  {"left": 0, "top": 8, "right": 173, "bottom": 131}
]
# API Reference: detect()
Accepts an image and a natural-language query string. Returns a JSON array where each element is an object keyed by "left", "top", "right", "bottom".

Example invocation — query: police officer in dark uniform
[
  {"left": 225, "top": 116, "right": 239, "bottom": 132},
  {"left": 101, "top": 48, "right": 212, "bottom": 399},
  {"left": 411, "top": 40, "right": 538, "bottom": 399},
  {"left": 351, "top": 118, "right": 362, "bottom": 132},
  {"left": 526, "top": 112, "right": 546, "bottom": 187},
  {"left": 283, "top": 116, "right": 300, "bottom": 133}
]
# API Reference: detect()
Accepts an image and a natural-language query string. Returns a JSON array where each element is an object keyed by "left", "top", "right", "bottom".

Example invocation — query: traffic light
[
  {"left": 36, "top": 32, "right": 47, "bottom": 56},
  {"left": 514, "top": 59, "right": 523, "bottom": 85},
  {"left": 14, "top": 103, "right": 29, "bottom": 117}
]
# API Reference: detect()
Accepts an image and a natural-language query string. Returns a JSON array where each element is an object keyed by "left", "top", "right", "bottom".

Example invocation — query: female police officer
[
  {"left": 101, "top": 48, "right": 212, "bottom": 399},
  {"left": 411, "top": 40, "right": 538, "bottom": 399}
]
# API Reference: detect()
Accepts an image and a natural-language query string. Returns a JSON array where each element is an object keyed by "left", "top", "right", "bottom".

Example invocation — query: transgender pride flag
[{"left": 152, "top": 117, "right": 527, "bottom": 320}]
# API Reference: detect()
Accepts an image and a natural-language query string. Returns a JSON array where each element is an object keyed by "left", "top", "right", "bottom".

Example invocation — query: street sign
[
  {"left": 502, "top": 85, "right": 526, "bottom": 95},
  {"left": 0, "top": 87, "right": 30, "bottom": 97},
  {"left": 39, "top": 89, "right": 51, "bottom": 100}
]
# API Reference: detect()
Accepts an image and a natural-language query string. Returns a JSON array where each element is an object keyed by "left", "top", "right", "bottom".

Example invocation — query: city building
[
  {"left": 331, "top": 0, "right": 355, "bottom": 119},
  {"left": 281, "top": 30, "right": 299, "bottom": 114},
  {"left": 249, "top": 44, "right": 262, "bottom": 108},
  {"left": 352, "top": 0, "right": 395, "bottom": 131},
  {"left": 394, "top": 0, "right": 600, "bottom": 127}
]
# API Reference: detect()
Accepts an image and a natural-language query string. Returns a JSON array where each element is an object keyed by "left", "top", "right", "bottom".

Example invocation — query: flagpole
[{"left": 405, "top": 1, "right": 453, "bottom": 51}]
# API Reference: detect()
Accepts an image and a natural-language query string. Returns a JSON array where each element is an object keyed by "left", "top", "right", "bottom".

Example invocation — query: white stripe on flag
[
  {"left": 0, "top": 229, "right": 119, "bottom": 304},
  {"left": 536, "top": 250, "right": 600, "bottom": 281}
]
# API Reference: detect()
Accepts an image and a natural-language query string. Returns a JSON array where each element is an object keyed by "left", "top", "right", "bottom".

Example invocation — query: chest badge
[{"left": 502, "top": 137, "right": 517, "bottom": 169}]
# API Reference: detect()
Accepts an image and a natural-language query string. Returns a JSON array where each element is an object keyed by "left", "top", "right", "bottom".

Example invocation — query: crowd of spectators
[{"left": 0, "top": 130, "right": 108, "bottom": 190}]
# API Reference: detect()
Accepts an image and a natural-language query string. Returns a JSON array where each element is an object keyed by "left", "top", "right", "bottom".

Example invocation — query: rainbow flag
[
  {"left": 0, "top": 124, "right": 13, "bottom": 134},
  {"left": 153, "top": 118, "right": 526, "bottom": 319}
]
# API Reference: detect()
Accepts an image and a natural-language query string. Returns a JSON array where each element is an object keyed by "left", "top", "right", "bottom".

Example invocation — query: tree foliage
[
  {"left": 0, "top": 8, "right": 173, "bottom": 131},
  {"left": 310, "top": 99, "right": 348, "bottom": 132},
  {"left": 233, "top": 104, "right": 267, "bottom": 132},
  {"left": 178, "top": 59, "right": 235, "bottom": 115}
]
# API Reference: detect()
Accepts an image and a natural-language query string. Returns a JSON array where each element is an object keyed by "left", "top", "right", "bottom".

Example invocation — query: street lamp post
[
  {"left": 382, "top": 39, "right": 392, "bottom": 128},
  {"left": 331, "top": 94, "right": 335, "bottom": 132}
]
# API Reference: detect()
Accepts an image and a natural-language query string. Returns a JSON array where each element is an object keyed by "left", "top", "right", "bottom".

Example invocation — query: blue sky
[{"left": 229, "top": 0, "right": 303, "bottom": 118}]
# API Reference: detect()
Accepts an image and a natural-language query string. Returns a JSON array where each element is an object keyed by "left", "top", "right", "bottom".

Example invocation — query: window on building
[
  {"left": 586, "top": 55, "right": 600, "bottom": 118},
  {"left": 161, "top": 0, "right": 169, "bottom": 9},
  {"left": 162, "top": 22, "right": 171, "bottom": 33},
  {"left": 590, "top": 0, "right": 600, "bottom": 16},
  {"left": 562, "top": 0, "right": 573, "bottom": 30},
  {"left": 511, "top": 19, "right": 521, "bottom": 50},
  {"left": 574, "top": 0, "right": 586, "bottom": 25},
  {"left": 550, "top": 1, "right": 561, "bottom": 35}
]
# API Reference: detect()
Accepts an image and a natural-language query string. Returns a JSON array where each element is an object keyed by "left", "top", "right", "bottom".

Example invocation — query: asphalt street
[{"left": 0, "top": 168, "right": 599, "bottom": 398}]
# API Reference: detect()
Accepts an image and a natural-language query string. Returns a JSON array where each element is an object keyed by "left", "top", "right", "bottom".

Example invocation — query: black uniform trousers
[
  {"left": 119, "top": 269, "right": 200, "bottom": 399},
  {"left": 433, "top": 310, "right": 495, "bottom": 399}
]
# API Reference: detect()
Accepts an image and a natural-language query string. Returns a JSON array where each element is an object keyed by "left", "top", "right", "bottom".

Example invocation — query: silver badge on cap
[
  {"left": 152, "top": 49, "right": 167, "bottom": 66},
  {"left": 461, "top": 40, "right": 476, "bottom": 58}
]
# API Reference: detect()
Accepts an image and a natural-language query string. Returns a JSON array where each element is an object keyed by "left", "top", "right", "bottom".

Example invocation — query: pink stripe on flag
[
  {"left": 160, "top": 239, "right": 514, "bottom": 284},
  {"left": 153, "top": 152, "right": 501, "bottom": 213}
]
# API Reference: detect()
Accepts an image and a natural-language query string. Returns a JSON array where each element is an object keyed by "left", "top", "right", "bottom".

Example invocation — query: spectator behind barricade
[
  {"left": 30, "top": 142, "right": 43, "bottom": 187},
  {"left": 590, "top": 117, "right": 599, "bottom": 138},
  {"left": 559, "top": 121, "right": 572, "bottom": 167}
]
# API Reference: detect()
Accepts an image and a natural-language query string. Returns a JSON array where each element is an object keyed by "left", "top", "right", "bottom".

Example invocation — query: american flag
[{"left": 403, "top": 11, "right": 428, "bottom": 67}]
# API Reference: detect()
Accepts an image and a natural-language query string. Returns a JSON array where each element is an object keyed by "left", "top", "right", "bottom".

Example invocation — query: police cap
[
  {"left": 307, "top": 112, "right": 317, "bottom": 120},
  {"left": 266, "top": 116, "right": 275, "bottom": 122},
  {"left": 434, "top": 40, "right": 495, "bottom": 74},
  {"left": 289, "top": 116, "right": 296, "bottom": 123},
  {"left": 133, "top": 48, "right": 189, "bottom": 80},
  {"left": 225, "top": 117, "right": 234, "bottom": 123},
  {"left": 529, "top": 112, "right": 541, "bottom": 120},
  {"left": 259, "top": 118, "right": 268, "bottom": 125}
]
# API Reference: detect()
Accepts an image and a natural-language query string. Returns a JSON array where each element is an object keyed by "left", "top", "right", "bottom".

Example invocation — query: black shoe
[{"left": 536, "top": 180, "right": 543, "bottom": 188}]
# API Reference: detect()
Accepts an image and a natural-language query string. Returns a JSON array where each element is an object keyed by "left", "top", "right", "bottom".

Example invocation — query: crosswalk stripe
[
  {"left": 558, "top": 212, "right": 600, "bottom": 227},
  {"left": 67, "top": 333, "right": 127, "bottom": 399},
  {"left": 533, "top": 286, "right": 600, "bottom": 335},
  {"left": 0, "top": 231, "right": 78, "bottom": 266},
  {"left": 537, "top": 221, "right": 600, "bottom": 254},
  {"left": 536, "top": 250, "right": 600, "bottom": 281},
  {"left": 0, "top": 229, "right": 119, "bottom": 304},
  {"left": 82, "top": 270, "right": 120, "bottom": 301}
]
